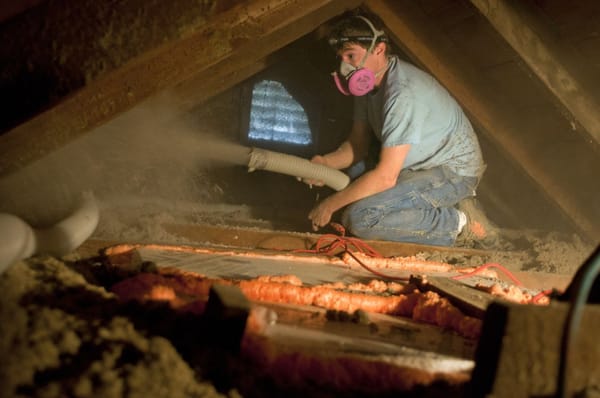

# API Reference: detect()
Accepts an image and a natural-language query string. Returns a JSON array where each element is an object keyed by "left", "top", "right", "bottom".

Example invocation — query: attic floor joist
[
  {"left": 365, "top": 0, "right": 599, "bottom": 240},
  {"left": 76, "top": 222, "right": 574, "bottom": 291},
  {"left": 0, "top": 0, "right": 362, "bottom": 177}
]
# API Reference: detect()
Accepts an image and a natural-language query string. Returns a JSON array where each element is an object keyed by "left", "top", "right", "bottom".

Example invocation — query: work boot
[{"left": 455, "top": 197, "right": 499, "bottom": 249}]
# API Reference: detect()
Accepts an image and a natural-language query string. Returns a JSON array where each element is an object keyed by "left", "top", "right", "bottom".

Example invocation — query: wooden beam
[
  {"left": 160, "top": 223, "right": 493, "bottom": 258},
  {"left": 364, "top": 0, "right": 598, "bottom": 239},
  {"left": 472, "top": 301, "right": 600, "bottom": 396},
  {"left": 0, "top": 0, "right": 362, "bottom": 177},
  {"left": 470, "top": 0, "right": 600, "bottom": 145},
  {"left": 161, "top": 0, "right": 364, "bottom": 112}
]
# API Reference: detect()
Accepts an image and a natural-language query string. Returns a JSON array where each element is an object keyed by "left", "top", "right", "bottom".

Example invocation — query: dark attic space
[{"left": 0, "top": 1, "right": 599, "bottom": 397}]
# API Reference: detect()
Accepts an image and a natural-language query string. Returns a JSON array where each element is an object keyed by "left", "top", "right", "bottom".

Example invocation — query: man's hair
[{"left": 327, "top": 15, "right": 388, "bottom": 53}]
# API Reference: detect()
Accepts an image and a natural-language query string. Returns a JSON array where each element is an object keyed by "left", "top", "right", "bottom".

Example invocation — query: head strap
[
  {"left": 355, "top": 16, "right": 385, "bottom": 68},
  {"left": 328, "top": 16, "right": 387, "bottom": 49},
  {"left": 355, "top": 16, "right": 385, "bottom": 47}
]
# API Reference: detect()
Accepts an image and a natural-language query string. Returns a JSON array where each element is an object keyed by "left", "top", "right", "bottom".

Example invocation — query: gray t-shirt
[{"left": 354, "top": 56, "right": 484, "bottom": 178}]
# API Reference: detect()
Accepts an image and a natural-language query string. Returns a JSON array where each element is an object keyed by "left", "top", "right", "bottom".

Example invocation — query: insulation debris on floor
[{"left": 0, "top": 235, "right": 565, "bottom": 398}]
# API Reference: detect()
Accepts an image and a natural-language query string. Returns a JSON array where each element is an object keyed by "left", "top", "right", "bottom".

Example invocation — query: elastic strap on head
[{"left": 354, "top": 16, "right": 385, "bottom": 68}]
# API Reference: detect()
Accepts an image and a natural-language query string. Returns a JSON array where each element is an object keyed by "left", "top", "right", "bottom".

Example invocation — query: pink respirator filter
[{"left": 333, "top": 68, "right": 376, "bottom": 96}]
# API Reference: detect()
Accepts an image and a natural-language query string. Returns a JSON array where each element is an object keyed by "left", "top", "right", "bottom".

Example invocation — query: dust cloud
[{"left": 0, "top": 96, "right": 254, "bottom": 243}]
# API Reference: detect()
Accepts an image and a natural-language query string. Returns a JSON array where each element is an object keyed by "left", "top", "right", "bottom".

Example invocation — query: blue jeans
[{"left": 341, "top": 166, "right": 478, "bottom": 247}]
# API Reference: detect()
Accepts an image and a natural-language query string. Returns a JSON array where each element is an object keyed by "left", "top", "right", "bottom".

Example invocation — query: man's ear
[{"left": 374, "top": 42, "right": 386, "bottom": 55}]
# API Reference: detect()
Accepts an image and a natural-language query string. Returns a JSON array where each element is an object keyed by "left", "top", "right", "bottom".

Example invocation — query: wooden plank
[
  {"left": 75, "top": 226, "right": 573, "bottom": 292},
  {"left": 469, "top": 0, "right": 600, "bottom": 145},
  {"left": 75, "top": 222, "right": 493, "bottom": 259},
  {"left": 160, "top": 223, "right": 493, "bottom": 258},
  {"left": 471, "top": 301, "right": 600, "bottom": 396},
  {"left": 259, "top": 302, "right": 477, "bottom": 359},
  {"left": 0, "top": 0, "right": 362, "bottom": 177},
  {"left": 158, "top": 0, "right": 364, "bottom": 112},
  {"left": 363, "top": 0, "right": 599, "bottom": 239},
  {"left": 410, "top": 275, "right": 495, "bottom": 318}
]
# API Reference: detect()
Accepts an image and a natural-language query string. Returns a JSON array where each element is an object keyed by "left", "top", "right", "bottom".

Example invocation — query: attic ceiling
[{"left": 0, "top": 0, "right": 598, "bottom": 242}]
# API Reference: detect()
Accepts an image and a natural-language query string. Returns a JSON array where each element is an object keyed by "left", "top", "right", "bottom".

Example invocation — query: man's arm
[
  {"left": 308, "top": 143, "right": 411, "bottom": 229},
  {"left": 313, "top": 120, "right": 371, "bottom": 171}
]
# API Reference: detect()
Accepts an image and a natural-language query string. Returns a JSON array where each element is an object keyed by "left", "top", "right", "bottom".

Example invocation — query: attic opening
[
  {"left": 240, "top": 68, "right": 326, "bottom": 158},
  {"left": 247, "top": 79, "right": 313, "bottom": 147}
]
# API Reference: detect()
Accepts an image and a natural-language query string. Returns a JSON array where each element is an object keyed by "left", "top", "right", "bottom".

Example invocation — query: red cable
[
  {"left": 295, "top": 223, "right": 383, "bottom": 258},
  {"left": 294, "top": 223, "right": 408, "bottom": 280},
  {"left": 296, "top": 224, "right": 531, "bottom": 288},
  {"left": 344, "top": 249, "right": 410, "bottom": 281},
  {"left": 451, "top": 262, "right": 523, "bottom": 286}
]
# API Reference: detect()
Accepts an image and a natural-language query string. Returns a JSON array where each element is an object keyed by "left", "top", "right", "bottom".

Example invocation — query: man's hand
[
  {"left": 297, "top": 155, "right": 328, "bottom": 187},
  {"left": 308, "top": 197, "right": 335, "bottom": 231}
]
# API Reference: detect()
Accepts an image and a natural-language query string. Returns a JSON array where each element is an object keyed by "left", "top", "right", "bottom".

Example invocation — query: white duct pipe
[
  {"left": 247, "top": 147, "right": 350, "bottom": 191},
  {"left": 0, "top": 192, "right": 99, "bottom": 274}
]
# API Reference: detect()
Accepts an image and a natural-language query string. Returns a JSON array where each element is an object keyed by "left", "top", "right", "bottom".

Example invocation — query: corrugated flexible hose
[{"left": 247, "top": 147, "right": 350, "bottom": 191}]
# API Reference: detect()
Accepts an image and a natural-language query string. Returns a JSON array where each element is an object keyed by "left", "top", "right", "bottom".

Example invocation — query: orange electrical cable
[
  {"left": 451, "top": 262, "right": 523, "bottom": 286},
  {"left": 294, "top": 223, "right": 409, "bottom": 280},
  {"left": 296, "top": 224, "right": 530, "bottom": 289}
]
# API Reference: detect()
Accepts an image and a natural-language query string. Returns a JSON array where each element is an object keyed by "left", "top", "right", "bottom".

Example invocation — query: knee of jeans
[{"left": 341, "top": 205, "right": 382, "bottom": 235}]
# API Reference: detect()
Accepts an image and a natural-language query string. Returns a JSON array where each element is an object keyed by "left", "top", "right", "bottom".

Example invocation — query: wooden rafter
[
  {"left": 470, "top": 0, "right": 600, "bottom": 146},
  {"left": 0, "top": 0, "right": 362, "bottom": 177}
]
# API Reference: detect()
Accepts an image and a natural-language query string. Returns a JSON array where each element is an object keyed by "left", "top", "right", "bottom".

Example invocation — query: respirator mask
[{"left": 330, "top": 16, "right": 386, "bottom": 96}]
